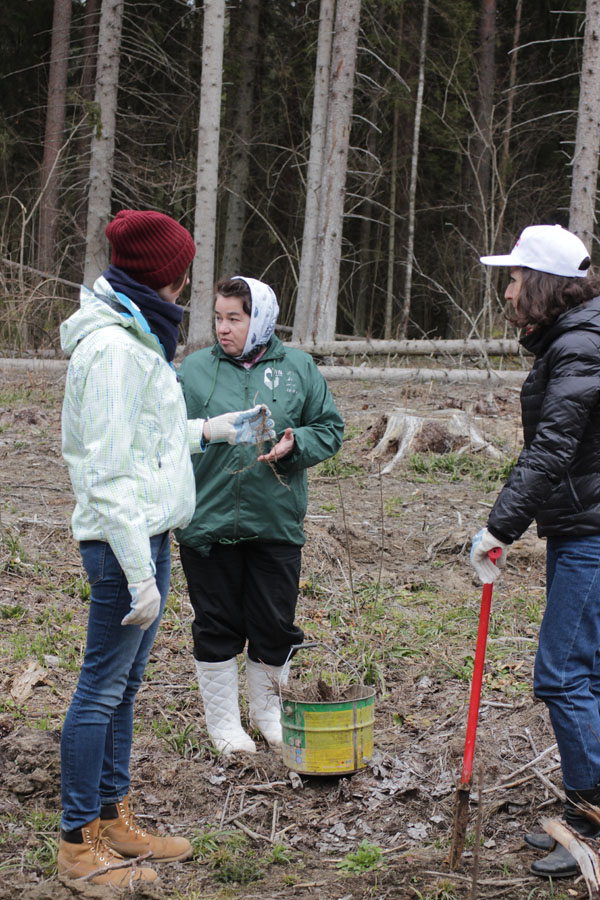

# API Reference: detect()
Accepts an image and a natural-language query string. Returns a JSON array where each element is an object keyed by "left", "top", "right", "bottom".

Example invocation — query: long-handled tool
[{"left": 447, "top": 547, "right": 502, "bottom": 869}]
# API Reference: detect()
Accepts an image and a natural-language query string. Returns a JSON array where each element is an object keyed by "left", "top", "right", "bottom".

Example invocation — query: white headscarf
[{"left": 232, "top": 276, "right": 279, "bottom": 360}]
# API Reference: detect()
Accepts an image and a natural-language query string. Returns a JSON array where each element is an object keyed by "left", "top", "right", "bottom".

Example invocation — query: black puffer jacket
[{"left": 488, "top": 295, "right": 600, "bottom": 544}]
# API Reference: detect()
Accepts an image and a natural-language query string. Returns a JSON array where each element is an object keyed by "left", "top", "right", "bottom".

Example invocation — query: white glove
[
  {"left": 122, "top": 576, "right": 161, "bottom": 630},
  {"left": 470, "top": 527, "right": 508, "bottom": 584},
  {"left": 206, "top": 404, "right": 276, "bottom": 445}
]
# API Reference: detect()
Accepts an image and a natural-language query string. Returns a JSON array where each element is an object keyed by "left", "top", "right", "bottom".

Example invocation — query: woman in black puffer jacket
[{"left": 470, "top": 225, "right": 600, "bottom": 879}]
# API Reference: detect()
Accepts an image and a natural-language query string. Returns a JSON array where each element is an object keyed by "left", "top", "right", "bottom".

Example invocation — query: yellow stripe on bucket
[{"left": 281, "top": 688, "right": 375, "bottom": 775}]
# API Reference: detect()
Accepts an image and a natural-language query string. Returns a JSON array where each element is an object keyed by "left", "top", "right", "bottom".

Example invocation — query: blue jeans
[
  {"left": 60, "top": 532, "right": 170, "bottom": 830},
  {"left": 534, "top": 535, "right": 600, "bottom": 791}
]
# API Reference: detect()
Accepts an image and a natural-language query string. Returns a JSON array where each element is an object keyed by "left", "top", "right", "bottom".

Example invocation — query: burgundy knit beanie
[{"left": 105, "top": 210, "right": 196, "bottom": 290}]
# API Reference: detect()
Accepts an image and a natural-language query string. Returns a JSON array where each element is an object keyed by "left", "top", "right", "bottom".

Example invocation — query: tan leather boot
[
  {"left": 100, "top": 794, "right": 193, "bottom": 862},
  {"left": 57, "top": 816, "right": 158, "bottom": 885}
]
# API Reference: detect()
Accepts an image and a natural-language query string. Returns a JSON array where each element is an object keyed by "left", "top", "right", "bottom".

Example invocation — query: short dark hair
[
  {"left": 508, "top": 267, "right": 600, "bottom": 328},
  {"left": 170, "top": 267, "right": 190, "bottom": 291},
  {"left": 215, "top": 277, "right": 252, "bottom": 316}
]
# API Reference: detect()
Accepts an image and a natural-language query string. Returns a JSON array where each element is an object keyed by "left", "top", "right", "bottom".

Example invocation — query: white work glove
[
  {"left": 470, "top": 527, "right": 508, "bottom": 584},
  {"left": 206, "top": 404, "right": 276, "bottom": 445},
  {"left": 122, "top": 576, "right": 161, "bottom": 630}
]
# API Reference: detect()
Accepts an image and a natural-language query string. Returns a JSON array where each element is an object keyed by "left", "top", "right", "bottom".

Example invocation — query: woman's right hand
[
  {"left": 470, "top": 527, "right": 508, "bottom": 583},
  {"left": 205, "top": 405, "right": 276, "bottom": 445}
]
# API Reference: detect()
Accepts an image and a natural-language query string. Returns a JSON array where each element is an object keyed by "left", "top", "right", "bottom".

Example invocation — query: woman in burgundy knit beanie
[{"left": 105, "top": 209, "right": 196, "bottom": 290}]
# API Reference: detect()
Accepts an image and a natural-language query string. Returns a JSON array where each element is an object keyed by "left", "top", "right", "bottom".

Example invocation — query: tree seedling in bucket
[{"left": 447, "top": 547, "right": 502, "bottom": 869}]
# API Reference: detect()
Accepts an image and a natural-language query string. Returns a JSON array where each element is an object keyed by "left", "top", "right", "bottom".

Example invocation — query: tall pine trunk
[
  {"left": 83, "top": 0, "right": 124, "bottom": 288},
  {"left": 569, "top": 0, "right": 600, "bottom": 252},
  {"left": 397, "top": 0, "right": 429, "bottom": 339},
  {"left": 188, "top": 0, "right": 226, "bottom": 351},
  {"left": 292, "top": 0, "right": 335, "bottom": 342},
  {"left": 75, "top": 0, "right": 101, "bottom": 256},
  {"left": 38, "top": 0, "right": 72, "bottom": 274},
  {"left": 220, "top": 0, "right": 262, "bottom": 277},
  {"left": 305, "top": 0, "right": 362, "bottom": 343}
]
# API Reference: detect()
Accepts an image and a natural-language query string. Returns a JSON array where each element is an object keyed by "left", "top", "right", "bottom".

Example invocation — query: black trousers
[{"left": 180, "top": 541, "right": 304, "bottom": 667}]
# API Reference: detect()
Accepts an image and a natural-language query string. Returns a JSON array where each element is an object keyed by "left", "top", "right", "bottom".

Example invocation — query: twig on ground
[
  {"left": 232, "top": 817, "right": 272, "bottom": 843},
  {"left": 219, "top": 784, "right": 232, "bottom": 828},
  {"left": 78, "top": 850, "right": 152, "bottom": 882},
  {"left": 482, "top": 743, "right": 558, "bottom": 793},
  {"left": 532, "top": 766, "right": 563, "bottom": 801},
  {"left": 270, "top": 799, "right": 279, "bottom": 841},
  {"left": 220, "top": 798, "right": 265, "bottom": 827},
  {"left": 484, "top": 762, "right": 560, "bottom": 792},
  {"left": 336, "top": 474, "right": 356, "bottom": 612}
]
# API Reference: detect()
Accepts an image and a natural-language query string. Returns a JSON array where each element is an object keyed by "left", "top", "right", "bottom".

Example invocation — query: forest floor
[{"left": 0, "top": 367, "right": 583, "bottom": 900}]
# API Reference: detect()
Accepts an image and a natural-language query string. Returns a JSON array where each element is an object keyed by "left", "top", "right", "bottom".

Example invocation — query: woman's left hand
[{"left": 258, "top": 427, "right": 294, "bottom": 462}]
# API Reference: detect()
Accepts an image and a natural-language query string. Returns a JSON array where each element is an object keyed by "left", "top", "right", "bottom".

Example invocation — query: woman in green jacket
[{"left": 176, "top": 276, "right": 344, "bottom": 754}]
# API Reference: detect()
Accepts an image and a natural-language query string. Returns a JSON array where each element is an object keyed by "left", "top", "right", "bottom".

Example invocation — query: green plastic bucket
[{"left": 280, "top": 683, "right": 375, "bottom": 775}]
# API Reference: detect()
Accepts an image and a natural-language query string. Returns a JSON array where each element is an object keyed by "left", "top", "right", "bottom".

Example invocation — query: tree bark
[
  {"left": 83, "top": 0, "right": 124, "bottom": 288},
  {"left": 292, "top": 0, "right": 335, "bottom": 342},
  {"left": 305, "top": 0, "right": 362, "bottom": 343},
  {"left": 188, "top": 0, "right": 227, "bottom": 351},
  {"left": 397, "top": 0, "right": 429, "bottom": 339},
  {"left": 75, "top": 0, "right": 101, "bottom": 251},
  {"left": 220, "top": 0, "right": 262, "bottom": 277},
  {"left": 384, "top": 10, "right": 404, "bottom": 341},
  {"left": 569, "top": 0, "right": 600, "bottom": 252},
  {"left": 38, "top": 0, "right": 72, "bottom": 274},
  {"left": 284, "top": 338, "right": 521, "bottom": 356}
]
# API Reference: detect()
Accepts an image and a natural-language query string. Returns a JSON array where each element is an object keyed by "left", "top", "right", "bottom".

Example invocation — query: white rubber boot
[
  {"left": 195, "top": 658, "right": 256, "bottom": 755},
  {"left": 246, "top": 654, "right": 287, "bottom": 750}
]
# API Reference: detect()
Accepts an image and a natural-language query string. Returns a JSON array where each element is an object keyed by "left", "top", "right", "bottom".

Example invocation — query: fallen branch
[
  {"left": 532, "top": 766, "right": 563, "bottom": 801},
  {"left": 317, "top": 366, "right": 528, "bottom": 384},
  {"left": 284, "top": 339, "right": 522, "bottom": 357},
  {"left": 482, "top": 743, "right": 558, "bottom": 793},
  {"left": 542, "top": 818, "right": 600, "bottom": 899}
]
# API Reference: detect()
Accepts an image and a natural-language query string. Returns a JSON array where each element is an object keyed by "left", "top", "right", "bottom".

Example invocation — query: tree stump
[{"left": 370, "top": 407, "right": 502, "bottom": 474}]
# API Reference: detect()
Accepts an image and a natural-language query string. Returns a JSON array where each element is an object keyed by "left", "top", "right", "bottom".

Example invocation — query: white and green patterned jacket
[{"left": 61, "top": 277, "right": 204, "bottom": 584}]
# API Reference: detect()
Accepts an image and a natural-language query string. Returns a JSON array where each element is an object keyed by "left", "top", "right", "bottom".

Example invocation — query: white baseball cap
[{"left": 480, "top": 224, "right": 591, "bottom": 278}]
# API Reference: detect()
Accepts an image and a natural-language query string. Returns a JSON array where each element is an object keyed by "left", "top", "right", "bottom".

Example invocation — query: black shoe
[
  {"left": 530, "top": 843, "right": 578, "bottom": 878},
  {"left": 524, "top": 832, "right": 555, "bottom": 851}
]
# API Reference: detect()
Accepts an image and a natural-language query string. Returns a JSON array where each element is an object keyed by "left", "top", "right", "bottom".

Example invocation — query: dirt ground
[{"left": 0, "top": 367, "right": 582, "bottom": 900}]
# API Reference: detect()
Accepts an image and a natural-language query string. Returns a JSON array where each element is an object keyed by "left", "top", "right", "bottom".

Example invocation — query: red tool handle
[{"left": 460, "top": 546, "right": 503, "bottom": 785}]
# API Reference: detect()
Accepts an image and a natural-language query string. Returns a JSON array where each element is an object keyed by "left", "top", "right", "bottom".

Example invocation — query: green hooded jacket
[{"left": 175, "top": 335, "right": 344, "bottom": 554}]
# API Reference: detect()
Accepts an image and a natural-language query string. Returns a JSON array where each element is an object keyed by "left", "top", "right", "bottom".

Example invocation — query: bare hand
[{"left": 258, "top": 427, "right": 294, "bottom": 462}]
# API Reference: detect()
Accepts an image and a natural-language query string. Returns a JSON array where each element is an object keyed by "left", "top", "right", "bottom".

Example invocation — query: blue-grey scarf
[{"left": 103, "top": 265, "right": 183, "bottom": 362}]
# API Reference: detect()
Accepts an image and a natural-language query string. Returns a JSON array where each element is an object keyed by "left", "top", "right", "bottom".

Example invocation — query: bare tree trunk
[
  {"left": 384, "top": 12, "right": 403, "bottom": 341},
  {"left": 83, "top": 0, "right": 124, "bottom": 288},
  {"left": 466, "top": 0, "right": 496, "bottom": 340},
  {"left": 473, "top": 0, "right": 496, "bottom": 216},
  {"left": 384, "top": 108, "right": 399, "bottom": 339},
  {"left": 188, "top": 0, "right": 226, "bottom": 351},
  {"left": 499, "top": 0, "right": 522, "bottom": 192},
  {"left": 397, "top": 0, "right": 429, "bottom": 339},
  {"left": 355, "top": 73, "right": 382, "bottom": 337},
  {"left": 306, "top": 0, "right": 362, "bottom": 343},
  {"left": 220, "top": 0, "right": 262, "bottom": 277},
  {"left": 569, "top": 0, "right": 600, "bottom": 252},
  {"left": 75, "top": 0, "right": 101, "bottom": 253},
  {"left": 38, "top": 0, "right": 72, "bottom": 274},
  {"left": 292, "top": 0, "right": 335, "bottom": 342}
]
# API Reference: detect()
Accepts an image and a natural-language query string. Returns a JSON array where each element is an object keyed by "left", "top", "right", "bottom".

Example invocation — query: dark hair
[
  {"left": 170, "top": 267, "right": 190, "bottom": 291},
  {"left": 508, "top": 267, "right": 600, "bottom": 328},
  {"left": 215, "top": 277, "right": 252, "bottom": 316}
]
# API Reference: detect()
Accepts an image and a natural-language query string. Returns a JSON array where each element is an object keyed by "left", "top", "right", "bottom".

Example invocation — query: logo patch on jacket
[{"left": 264, "top": 367, "right": 282, "bottom": 389}]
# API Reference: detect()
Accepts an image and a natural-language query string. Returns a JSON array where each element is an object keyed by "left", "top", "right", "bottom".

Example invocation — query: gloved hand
[
  {"left": 206, "top": 404, "right": 276, "bottom": 445},
  {"left": 122, "top": 576, "right": 161, "bottom": 630},
  {"left": 470, "top": 527, "right": 508, "bottom": 584}
]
